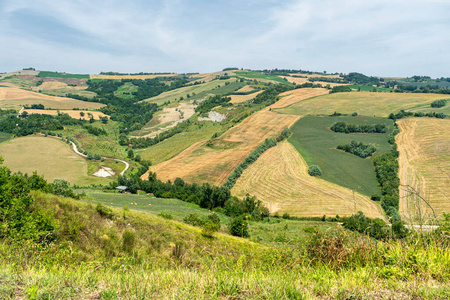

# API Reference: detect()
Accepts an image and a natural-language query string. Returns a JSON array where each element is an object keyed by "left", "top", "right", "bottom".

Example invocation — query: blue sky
[{"left": 1, "top": 0, "right": 449, "bottom": 77}]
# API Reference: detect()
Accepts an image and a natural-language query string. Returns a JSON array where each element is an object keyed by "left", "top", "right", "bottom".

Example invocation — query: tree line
[{"left": 331, "top": 122, "right": 388, "bottom": 133}]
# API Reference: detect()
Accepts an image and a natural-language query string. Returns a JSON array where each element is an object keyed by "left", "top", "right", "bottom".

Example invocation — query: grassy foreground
[{"left": 1, "top": 191, "right": 450, "bottom": 299}]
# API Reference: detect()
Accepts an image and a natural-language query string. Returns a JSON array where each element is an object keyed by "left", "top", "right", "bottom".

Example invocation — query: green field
[
  {"left": 288, "top": 116, "right": 394, "bottom": 197},
  {"left": 41, "top": 89, "right": 97, "bottom": 98},
  {"left": 114, "top": 82, "right": 139, "bottom": 99},
  {"left": 408, "top": 102, "right": 450, "bottom": 115},
  {"left": 235, "top": 71, "right": 292, "bottom": 85},
  {"left": 38, "top": 71, "right": 90, "bottom": 79},
  {"left": 137, "top": 121, "right": 227, "bottom": 164},
  {"left": 0, "top": 132, "right": 12, "bottom": 143}
]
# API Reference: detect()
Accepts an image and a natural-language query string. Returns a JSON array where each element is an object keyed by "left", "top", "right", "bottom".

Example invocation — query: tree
[
  {"left": 229, "top": 215, "right": 249, "bottom": 238},
  {"left": 308, "top": 165, "right": 322, "bottom": 176},
  {"left": 127, "top": 149, "right": 135, "bottom": 159}
]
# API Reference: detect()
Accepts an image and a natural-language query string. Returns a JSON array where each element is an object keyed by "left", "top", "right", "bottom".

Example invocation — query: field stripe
[{"left": 397, "top": 118, "right": 450, "bottom": 221}]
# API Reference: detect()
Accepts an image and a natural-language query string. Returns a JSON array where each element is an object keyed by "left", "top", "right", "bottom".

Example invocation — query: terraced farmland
[
  {"left": 276, "top": 92, "right": 448, "bottom": 117},
  {"left": 232, "top": 141, "right": 384, "bottom": 219},
  {"left": 396, "top": 117, "right": 450, "bottom": 221}
]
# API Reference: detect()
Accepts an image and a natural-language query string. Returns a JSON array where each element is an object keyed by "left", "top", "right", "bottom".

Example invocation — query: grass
[
  {"left": 288, "top": 116, "right": 394, "bottom": 197},
  {"left": 408, "top": 102, "right": 450, "bottom": 115},
  {"left": 1, "top": 191, "right": 450, "bottom": 299},
  {"left": 141, "top": 79, "right": 238, "bottom": 106},
  {"left": 38, "top": 71, "right": 90, "bottom": 79},
  {"left": 58, "top": 120, "right": 127, "bottom": 159},
  {"left": 0, "top": 135, "right": 121, "bottom": 185},
  {"left": 114, "top": 82, "right": 139, "bottom": 99},
  {"left": 276, "top": 91, "right": 449, "bottom": 117},
  {"left": 137, "top": 121, "right": 227, "bottom": 165},
  {"left": 80, "top": 189, "right": 228, "bottom": 220},
  {"left": 0, "top": 132, "right": 12, "bottom": 143},
  {"left": 235, "top": 71, "right": 293, "bottom": 85},
  {"left": 41, "top": 89, "right": 97, "bottom": 98}
]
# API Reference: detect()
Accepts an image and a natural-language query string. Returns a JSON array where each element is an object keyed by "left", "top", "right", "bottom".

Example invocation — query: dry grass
[
  {"left": 235, "top": 85, "right": 256, "bottom": 93},
  {"left": 272, "top": 88, "right": 329, "bottom": 109},
  {"left": 396, "top": 117, "right": 450, "bottom": 221},
  {"left": 0, "top": 136, "right": 88, "bottom": 183},
  {"left": 132, "top": 102, "right": 196, "bottom": 138},
  {"left": 142, "top": 89, "right": 327, "bottom": 185},
  {"left": 25, "top": 109, "right": 107, "bottom": 120},
  {"left": 90, "top": 74, "right": 178, "bottom": 80},
  {"left": 0, "top": 86, "right": 104, "bottom": 110},
  {"left": 229, "top": 90, "right": 263, "bottom": 104},
  {"left": 276, "top": 91, "right": 448, "bottom": 117},
  {"left": 231, "top": 141, "right": 384, "bottom": 218}
]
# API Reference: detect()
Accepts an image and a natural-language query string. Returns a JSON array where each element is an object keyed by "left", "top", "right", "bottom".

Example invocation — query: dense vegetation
[
  {"left": 337, "top": 140, "right": 378, "bottom": 158},
  {"left": 330, "top": 85, "right": 352, "bottom": 93},
  {"left": 331, "top": 121, "right": 388, "bottom": 133},
  {"left": 195, "top": 95, "right": 231, "bottom": 114},
  {"left": 431, "top": 99, "right": 447, "bottom": 108}
]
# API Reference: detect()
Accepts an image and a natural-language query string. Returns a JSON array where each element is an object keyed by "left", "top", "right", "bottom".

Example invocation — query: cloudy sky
[{"left": 1, "top": 0, "right": 449, "bottom": 77}]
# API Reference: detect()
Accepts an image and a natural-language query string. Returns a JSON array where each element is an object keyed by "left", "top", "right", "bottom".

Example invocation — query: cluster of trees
[
  {"left": 337, "top": 140, "right": 378, "bottom": 158},
  {"left": 83, "top": 124, "right": 107, "bottom": 136},
  {"left": 388, "top": 110, "right": 447, "bottom": 120},
  {"left": 0, "top": 110, "right": 81, "bottom": 137},
  {"left": 331, "top": 122, "right": 388, "bottom": 134},
  {"left": 431, "top": 99, "right": 447, "bottom": 108},
  {"left": 330, "top": 86, "right": 352, "bottom": 93},
  {"left": 252, "top": 84, "right": 293, "bottom": 106},
  {"left": 308, "top": 77, "right": 348, "bottom": 83},
  {"left": 343, "top": 72, "right": 380, "bottom": 85},
  {"left": 373, "top": 149, "right": 401, "bottom": 222},
  {"left": 23, "top": 104, "right": 45, "bottom": 109},
  {"left": 195, "top": 95, "right": 232, "bottom": 114},
  {"left": 343, "top": 211, "right": 407, "bottom": 240},
  {"left": 114, "top": 174, "right": 269, "bottom": 224},
  {"left": 223, "top": 128, "right": 291, "bottom": 189}
]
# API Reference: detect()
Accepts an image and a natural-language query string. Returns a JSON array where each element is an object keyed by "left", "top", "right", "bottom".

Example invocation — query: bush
[
  {"left": 308, "top": 165, "right": 322, "bottom": 176},
  {"left": 96, "top": 204, "right": 114, "bottom": 219},
  {"left": 158, "top": 212, "right": 173, "bottom": 220},
  {"left": 431, "top": 99, "right": 447, "bottom": 108},
  {"left": 229, "top": 215, "right": 249, "bottom": 238}
]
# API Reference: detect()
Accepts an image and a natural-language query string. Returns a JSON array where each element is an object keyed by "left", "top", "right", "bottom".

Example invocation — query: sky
[{"left": 1, "top": 0, "right": 449, "bottom": 77}]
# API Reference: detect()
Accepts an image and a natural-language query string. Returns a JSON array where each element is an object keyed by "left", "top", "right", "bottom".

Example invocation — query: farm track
[
  {"left": 143, "top": 88, "right": 329, "bottom": 185},
  {"left": 396, "top": 118, "right": 450, "bottom": 221},
  {"left": 231, "top": 141, "right": 384, "bottom": 218}
]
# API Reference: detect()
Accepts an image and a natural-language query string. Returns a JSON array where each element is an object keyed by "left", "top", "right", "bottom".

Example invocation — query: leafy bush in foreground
[{"left": 308, "top": 165, "right": 322, "bottom": 176}]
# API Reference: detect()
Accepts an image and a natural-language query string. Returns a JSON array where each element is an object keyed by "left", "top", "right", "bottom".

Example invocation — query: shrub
[
  {"left": 229, "top": 215, "right": 249, "bottom": 238},
  {"left": 96, "top": 204, "right": 114, "bottom": 219},
  {"left": 158, "top": 212, "right": 173, "bottom": 220},
  {"left": 308, "top": 165, "right": 322, "bottom": 176},
  {"left": 431, "top": 99, "right": 447, "bottom": 108}
]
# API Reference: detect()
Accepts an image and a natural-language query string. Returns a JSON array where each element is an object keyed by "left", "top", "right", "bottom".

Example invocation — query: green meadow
[{"left": 288, "top": 115, "right": 394, "bottom": 197}]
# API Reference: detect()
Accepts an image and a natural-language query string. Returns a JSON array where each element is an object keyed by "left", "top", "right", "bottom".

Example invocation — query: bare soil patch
[{"left": 229, "top": 90, "right": 263, "bottom": 104}]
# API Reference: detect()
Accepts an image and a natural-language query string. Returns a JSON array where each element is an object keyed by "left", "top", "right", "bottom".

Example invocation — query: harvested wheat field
[
  {"left": 396, "top": 117, "right": 450, "bottom": 221},
  {"left": 0, "top": 136, "right": 88, "bottom": 183},
  {"left": 276, "top": 91, "right": 448, "bottom": 117},
  {"left": 271, "top": 88, "right": 329, "bottom": 109},
  {"left": 232, "top": 141, "right": 384, "bottom": 218},
  {"left": 142, "top": 89, "right": 327, "bottom": 185},
  {"left": 0, "top": 86, "right": 104, "bottom": 110},
  {"left": 26, "top": 109, "right": 108, "bottom": 120},
  {"left": 229, "top": 90, "right": 263, "bottom": 104}
]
